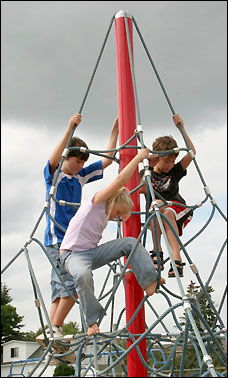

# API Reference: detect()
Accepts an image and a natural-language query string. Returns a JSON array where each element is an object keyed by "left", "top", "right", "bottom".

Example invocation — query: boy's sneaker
[
  {"left": 46, "top": 326, "right": 63, "bottom": 338},
  {"left": 36, "top": 325, "right": 63, "bottom": 341},
  {"left": 36, "top": 326, "right": 64, "bottom": 349}
]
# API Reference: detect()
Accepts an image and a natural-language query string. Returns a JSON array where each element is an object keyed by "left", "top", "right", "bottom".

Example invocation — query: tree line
[{"left": 1, "top": 282, "right": 80, "bottom": 344}]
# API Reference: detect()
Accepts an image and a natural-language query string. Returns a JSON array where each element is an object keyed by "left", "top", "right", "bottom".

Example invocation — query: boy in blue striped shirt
[{"left": 42, "top": 113, "right": 118, "bottom": 338}]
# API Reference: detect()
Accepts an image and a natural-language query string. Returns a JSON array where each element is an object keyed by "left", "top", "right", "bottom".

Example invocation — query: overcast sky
[{"left": 1, "top": 1, "right": 227, "bottom": 336}]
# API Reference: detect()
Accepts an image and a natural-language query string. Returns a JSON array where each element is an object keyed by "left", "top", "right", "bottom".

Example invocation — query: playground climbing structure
[{"left": 2, "top": 10, "right": 227, "bottom": 377}]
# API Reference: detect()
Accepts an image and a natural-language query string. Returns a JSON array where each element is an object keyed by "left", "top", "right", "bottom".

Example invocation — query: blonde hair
[{"left": 106, "top": 187, "right": 133, "bottom": 221}]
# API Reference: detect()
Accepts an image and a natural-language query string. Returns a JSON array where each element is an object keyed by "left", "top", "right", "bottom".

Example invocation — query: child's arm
[
  {"left": 139, "top": 154, "right": 159, "bottom": 195},
  {"left": 173, "top": 114, "right": 196, "bottom": 171},
  {"left": 49, "top": 114, "right": 82, "bottom": 175},
  {"left": 101, "top": 117, "right": 119, "bottom": 169},
  {"left": 93, "top": 148, "right": 150, "bottom": 205}
]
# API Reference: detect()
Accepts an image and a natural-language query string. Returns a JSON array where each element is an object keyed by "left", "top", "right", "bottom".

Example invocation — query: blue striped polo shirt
[{"left": 44, "top": 160, "right": 103, "bottom": 246}]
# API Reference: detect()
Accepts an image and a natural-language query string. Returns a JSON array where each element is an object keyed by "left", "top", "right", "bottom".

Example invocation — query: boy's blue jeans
[
  {"left": 60, "top": 237, "right": 158, "bottom": 327},
  {"left": 46, "top": 244, "right": 77, "bottom": 302}
]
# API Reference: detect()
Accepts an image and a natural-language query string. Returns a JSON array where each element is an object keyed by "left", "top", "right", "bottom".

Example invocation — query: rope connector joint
[
  {"left": 136, "top": 124, "right": 143, "bottom": 134},
  {"left": 62, "top": 148, "right": 69, "bottom": 158},
  {"left": 190, "top": 264, "right": 199, "bottom": 274}
]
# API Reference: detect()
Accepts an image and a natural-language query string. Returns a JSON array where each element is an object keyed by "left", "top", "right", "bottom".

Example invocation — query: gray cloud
[{"left": 2, "top": 1, "right": 227, "bottom": 130}]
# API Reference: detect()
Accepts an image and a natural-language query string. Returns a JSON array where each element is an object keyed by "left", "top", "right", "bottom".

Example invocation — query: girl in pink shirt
[{"left": 60, "top": 148, "right": 166, "bottom": 336}]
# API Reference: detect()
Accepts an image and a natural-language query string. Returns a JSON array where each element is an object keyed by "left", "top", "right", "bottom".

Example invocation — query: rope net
[{"left": 2, "top": 11, "right": 227, "bottom": 378}]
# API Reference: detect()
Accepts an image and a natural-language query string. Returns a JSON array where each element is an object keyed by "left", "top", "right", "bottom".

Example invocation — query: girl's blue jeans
[{"left": 60, "top": 237, "right": 157, "bottom": 327}]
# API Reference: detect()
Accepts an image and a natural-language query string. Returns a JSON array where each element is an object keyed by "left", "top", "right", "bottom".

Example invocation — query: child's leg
[
  {"left": 92, "top": 237, "right": 159, "bottom": 291},
  {"left": 51, "top": 294, "right": 78, "bottom": 327},
  {"left": 64, "top": 251, "right": 105, "bottom": 328},
  {"left": 150, "top": 216, "right": 162, "bottom": 252},
  {"left": 149, "top": 216, "right": 165, "bottom": 270},
  {"left": 47, "top": 245, "right": 78, "bottom": 328},
  {"left": 50, "top": 298, "right": 60, "bottom": 324},
  {"left": 162, "top": 209, "right": 181, "bottom": 261},
  {"left": 149, "top": 200, "right": 167, "bottom": 270}
]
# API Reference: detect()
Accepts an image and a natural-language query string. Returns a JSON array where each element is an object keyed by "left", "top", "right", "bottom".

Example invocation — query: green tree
[
  {"left": 1, "top": 283, "right": 12, "bottom": 305},
  {"left": 175, "top": 281, "right": 226, "bottom": 376},
  {"left": 1, "top": 283, "right": 24, "bottom": 343},
  {"left": 53, "top": 363, "right": 75, "bottom": 376},
  {"left": 62, "top": 321, "right": 80, "bottom": 335},
  {"left": 19, "top": 330, "right": 37, "bottom": 342},
  {"left": 179, "top": 280, "right": 219, "bottom": 332}
]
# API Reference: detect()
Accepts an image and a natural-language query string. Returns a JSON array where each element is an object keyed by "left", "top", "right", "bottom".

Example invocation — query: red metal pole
[{"left": 115, "top": 10, "right": 147, "bottom": 377}]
